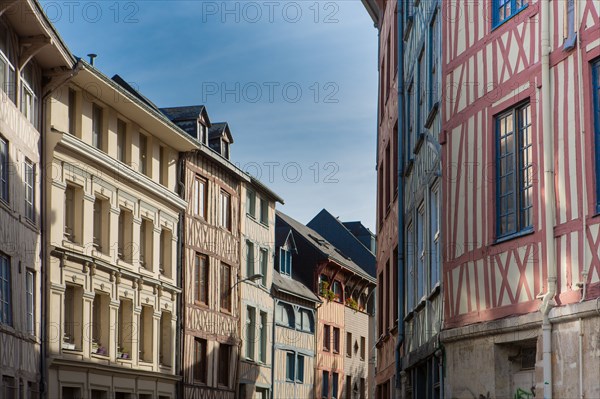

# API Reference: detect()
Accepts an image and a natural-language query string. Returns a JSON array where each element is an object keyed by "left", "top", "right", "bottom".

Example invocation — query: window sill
[
  {"left": 259, "top": 221, "right": 269, "bottom": 228},
  {"left": 427, "top": 283, "right": 441, "bottom": 300},
  {"left": 492, "top": 4, "right": 529, "bottom": 31},
  {"left": 0, "top": 198, "right": 12, "bottom": 213},
  {"left": 22, "top": 216, "right": 38, "bottom": 231},
  {"left": 494, "top": 227, "right": 534, "bottom": 245}
]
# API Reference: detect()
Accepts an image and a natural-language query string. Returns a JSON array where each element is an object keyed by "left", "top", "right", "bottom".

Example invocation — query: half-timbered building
[
  {"left": 237, "top": 176, "right": 283, "bottom": 398},
  {"left": 275, "top": 211, "right": 376, "bottom": 399},
  {"left": 441, "top": 0, "right": 600, "bottom": 397},
  {"left": 45, "top": 63, "right": 192, "bottom": 398},
  {"left": 0, "top": 1, "right": 73, "bottom": 397},
  {"left": 166, "top": 106, "right": 248, "bottom": 399}
]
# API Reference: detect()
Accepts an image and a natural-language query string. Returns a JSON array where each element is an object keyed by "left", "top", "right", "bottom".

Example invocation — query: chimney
[{"left": 87, "top": 53, "right": 97, "bottom": 66}]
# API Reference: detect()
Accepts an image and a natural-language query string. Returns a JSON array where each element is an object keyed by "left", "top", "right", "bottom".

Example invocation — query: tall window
[
  {"left": 378, "top": 272, "right": 383, "bottom": 335},
  {"left": 219, "top": 190, "right": 231, "bottom": 230},
  {"left": 68, "top": 88, "right": 77, "bottom": 135},
  {"left": 418, "top": 49, "right": 427, "bottom": 132},
  {"left": 323, "top": 324, "right": 331, "bottom": 351},
  {"left": 24, "top": 159, "right": 35, "bottom": 221},
  {"left": 429, "top": 10, "right": 440, "bottom": 108},
  {"left": 247, "top": 189, "right": 256, "bottom": 217},
  {"left": 0, "top": 136, "right": 7, "bottom": 203},
  {"left": 360, "top": 336, "right": 366, "bottom": 361},
  {"left": 417, "top": 205, "right": 425, "bottom": 301},
  {"left": 0, "top": 253, "right": 11, "bottom": 325},
  {"left": 385, "top": 143, "right": 391, "bottom": 206},
  {"left": 92, "top": 292, "right": 109, "bottom": 355},
  {"left": 93, "top": 197, "right": 109, "bottom": 254},
  {"left": 26, "top": 270, "right": 34, "bottom": 335},
  {"left": 322, "top": 371, "right": 330, "bottom": 399},
  {"left": 259, "top": 248, "right": 268, "bottom": 286},
  {"left": 139, "top": 133, "right": 148, "bottom": 176},
  {"left": 117, "top": 119, "right": 127, "bottom": 163},
  {"left": 140, "top": 219, "right": 153, "bottom": 270},
  {"left": 430, "top": 186, "right": 440, "bottom": 291},
  {"left": 159, "top": 311, "right": 172, "bottom": 366},
  {"left": 332, "top": 281, "right": 343, "bottom": 303},
  {"left": 346, "top": 376, "right": 352, "bottom": 399},
  {"left": 393, "top": 246, "right": 399, "bottom": 325},
  {"left": 393, "top": 121, "right": 398, "bottom": 193},
  {"left": 118, "top": 299, "right": 133, "bottom": 358},
  {"left": 195, "top": 254, "right": 208, "bottom": 305},
  {"left": 63, "top": 284, "right": 82, "bottom": 350},
  {"left": 21, "top": 64, "right": 38, "bottom": 126},
  {"left": 92, "top": 104, "right": 103, "bottom": 150},
  {"left": 276, "top": 302, "right": 294, "bottom": 328},
  {"left": 193, "top": 176, "right": 207, "bottom": 219},
  {"left": 406, "top": 223, "right": 415, "bottom": 312},
  {"left": 220, "top": 263, "right": 231, "bottom": 312},
  {"left": 333, "top": 327, "right": 340, "bottom": 353},
  {"left": 496, "top": 102, "right": 533, "bottom": 238},
  {"left": 259, "top": 311, "right": 267, "bottom": 363},
  {"left": 246, "top": 306, "right": 256, "bottom": 360},
  {"left": 332, "top": 372, "right": 339, "bottom": 399},
  {"left": 346, "top": 332, "right": 352, "bottom": 357},
  {"left": 279, "top": 248, "right": 292, "bottom": 276},
  {"left": 260, "top": 197, "right": 268, "bottom": 225},
  {"left": 64, "top": 185, "right": 82, "bottom": 244},
  {"left": 160, "top": 229, "right": 172, "bottom": 277},
  {"left": 0, "top": 25, "right": 16, "bottom": 103},
  {"left": 218, "top": 344, "right": 231, "bottom": 386},
  {"left": 194, "top": 338, "right": 207, "bottom": 383},
  {"left": 407, "top": 82, "right": 414, "bottom": 161},
  {"left": 159, "top": 146, "right": 168, "bottom": 186},
  {"left": 246, "top": 241, "right": 255, "bottom": 278},
  {"left": 298, "top": 308, "right": 314, "bottom": 333},
  {"left": 592, "top": 59, "right": 600, "bottom": 210},
  {"left": 493, "top": 0, "right": 528, "bottom": 27},
  {"left": 118, "top": 208, "right": 133, "bottom": 262},
  {"left": 140, "top": 305, "right": 153, "bottom": 362},
  {"left": 297, "top": 354, "right": 305, "bottom": 383},
  {"left": 286, "top": 352, "right": 295, "bottom": 382}
]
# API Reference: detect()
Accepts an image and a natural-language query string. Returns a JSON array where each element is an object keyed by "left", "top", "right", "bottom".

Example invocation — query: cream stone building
[
  {"left": 0, "top": 0, "right": 73, "bottom": 397},
  {"left": 44, "top": 61, "right": 198, "bottom": 398}
]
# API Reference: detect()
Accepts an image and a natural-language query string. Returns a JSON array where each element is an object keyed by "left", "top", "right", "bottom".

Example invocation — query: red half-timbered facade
[{"left": 441, "top": 0, "right": 600, "bottom": 397}]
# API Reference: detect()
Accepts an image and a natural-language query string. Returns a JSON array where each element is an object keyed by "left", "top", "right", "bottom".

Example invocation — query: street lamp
[{"left": 230, "top": 273, "right": 263, "bottom": 291}]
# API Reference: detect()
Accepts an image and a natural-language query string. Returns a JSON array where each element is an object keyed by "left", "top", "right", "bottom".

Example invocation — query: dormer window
[
  {"left": 279, "top": 248, "right": 291, "bottom": 276},
  {"left": 197, "top": 122, "right": 207, "bottom": 144},
  {"left": 222, "top": 140, "right": 230, "bottom": 159}
]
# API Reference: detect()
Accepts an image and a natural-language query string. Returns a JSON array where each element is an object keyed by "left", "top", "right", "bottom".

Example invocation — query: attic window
[
  {"left": 222, "top": 140, "right": 230, "bottom": 159},
  {"left": 198, "top": 122, "right": 207, "bottom": 144}
]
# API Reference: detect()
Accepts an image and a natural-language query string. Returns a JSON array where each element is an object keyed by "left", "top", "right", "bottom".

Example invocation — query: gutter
[{"left": 395, "top": 0, "right": 406, "bottom": 389}]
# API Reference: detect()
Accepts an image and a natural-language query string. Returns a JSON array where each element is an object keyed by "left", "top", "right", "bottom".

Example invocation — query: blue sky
[{"left": 44, "top": 0, "right": 379, "bottom": 230}]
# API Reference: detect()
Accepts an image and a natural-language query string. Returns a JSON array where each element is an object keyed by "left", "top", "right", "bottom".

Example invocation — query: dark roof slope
[
  {"left": 209, "top": 122, "right": 234, "bottom": 143},
  {"left": 112, "top": 75, "right": 161, "bottom": 112},
  {"left": 160, "top": 105, "right": 211, "bottom": 140},
  {"left": 276, "top": 211, "right": 375, "bottom": 282},
  {"left": 272, "top": 270, "right": 320, "bottom": 303},
  {"left": 308, "top": 209, "right": 376, "bottom": 277}
]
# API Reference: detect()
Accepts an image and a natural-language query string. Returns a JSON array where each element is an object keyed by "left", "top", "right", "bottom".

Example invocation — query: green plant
[
  {"left": 320, "top": 282, "right": 335, "bottom": 301},
  {"left": 346, "top": 297, "right": 359, "bottom": 311}
]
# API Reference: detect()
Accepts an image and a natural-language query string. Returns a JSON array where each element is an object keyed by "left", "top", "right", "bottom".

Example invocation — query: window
[
  {"left": 496, "top": 102, "right": 533, "bottom": 238},
  {"left": 222, "top": 140, "right": 230, "bottom": 159},
  {"left": 193, "top": 176, "right": 207, "bottom": 219},
  {"left": 298, "top": 308, "right": 314, "bottom": 333},
  {"left": 246, "top": 241, "right": 255, "bottom": 278},
  {"left": 0, "top": 27, "right": 16, "bottom": 103},
  {"left": 92, "top": 292, "right": 109, "bottom": 355},
  {"left": 24, "top": 159, "right": 34, "bottom": 221},
  {"left": 218, "top": 344, "right": 231, "bottom": 386},
  {"left": 92, "top": 104, "right": 103, "bottom": 150},
  {"left": 429, "top": 11, "right": 440, "bottom": 108},
  {"left": 63, "top": 284, "right": 82, "bottom": 350},
  {"left": 360, "top": 378, "right": 366, "bottom": 398},
  {"left": 220, "top": 263, "right": 231, "bottom": 312},
  {"left": 21, "top": 64, "right": 38, "bottom": 127},
  {"left": 378, "top": 271, "right": 383, "bottom": 335},
  {"left": 332, "top": 281, "right": 343, "bottom": 303},
  {"left": 3, "top": 376, "right": 15, "bottom": 399},
  {"left": 323, "top": 324, "right": 331, "bottom": 351},
  {"left": 493, "top": 0, "right": 528, "bottom": 27},
  {"left": 0, "top": 136, "right": 7, "bottom": 203},
  {"left": 418, "top": 49, "right": 426, "bottom": 132},
  {"left": 117, "top": 119, "right": 127, "bottom": 162},
  {"left": 297, "top": 354, "right": 305, "bottom": 383},
  {"left": 385, "top": 143, "right": 391, "bottom": 207},
  {"left": 393, "top": 246, "right": 399, "bottom": 325},
  {"left": 61, "top": 387, "right": 81, "bottom": 399},
  {"left": 118, "top": 207, "right": 133, "bottom": 262},
  {"left": 378, "top": 163, "right": 384, "bottom": 226},
  {"left": 140, "top": 218, "right": 153, "bottom": 270},
  {"left": 285, "top": 352, "right": 295, "bottom": 381},
  {"left": 160, "top": 229, "right": 172, "bottom": 277},
  {"left": 322, "top": 371, "right": 330, "bottom": 399},
  {"left": 64, "top": 185, "right": 83, "bottom": 244},
  {"left": 198, "top": 122, "right": 207, "bottom": 144},
  {"left": 159, "top": 146, "right": 168, "bottom": 186},
  {"left": 430, "top": 186, "right": 440, "bottom": 290},
  {"left": 0, "top": 253, "right": 11, "bottom": 326},
  {"left": 592, "top": 59, "right": 600, "bottom": 210},
  {"left": 159, "top": 311, "right": 172, "bottom": 366},
  {"left": 140, "top": 305, "right": 153, "bottom": 362},
  {"left": 247, "top": 189, "right": 256, "bottom": 217},
  {"left": 346, "top": 332, "right": 352, "bottom": 357},
  {"left": 138, "top": 133, "right": 148, "bottom": 175},
  {"left": 393, "top": 121, "right": 398, "bottom": 193},
  {"left": 259, "top": 248, "right": 268, "bottom": 286},
  {"left": 93, "top": 197, "right": 109, "bottom": 254},
  {"left": 407, "top": 81, "right": 414, "bottom": 162},
  {"left": 406, "top": 222, "right": 415, "bottom": 312},
  {"left": 26, "top": 270, "right": 34, "bottom": 335},
  {"left": 333, "top": 327, "right": 340, "bottom": 353},
  {"left": 246, "top": 306, "right": 256, "bottom": 360},
  {"left": 194, "top": 337, "right": 207, "bottom": 383},
  {"left": 276, "top": 302, "right": 294, "bottom": 328},
  {"left": 346, "top": 376, "right": 352, "bottom": 399},
  {"left": 260, "top": 197, "right": 268, "bottom": 225},
  {"left": 385, "top": 259, "right": 390, "bottom": 332},
  {"left": 360, "top": 336, "right": 366, "bottom": 361},
  {"left": 195, "top": 254, "right": 208, "bottom": 305},
  {"left": 259, "top": 311, "right": 267, "bottom": 363},
  {"left": 68, "top": 88, "right": 77, "bottom": 135},
  {"left": 219, "top": 190, "right": 231, "bottom": 230},
  {"left": 417, "top": 205, "right": 425, "bottom": 301},
  {"left": 279, "top": 248, "right": 292, "bottom": 276},
  {"left": 332, "top": 372, "right": 339, "bottom": 399},
  {"left": 117, "top": 299, "right": 133, "bottom": 359}
]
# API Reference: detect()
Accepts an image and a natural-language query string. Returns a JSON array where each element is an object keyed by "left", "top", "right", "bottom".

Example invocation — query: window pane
[{"left": 297, "top": 355, "right": 305, "bottom": 383}]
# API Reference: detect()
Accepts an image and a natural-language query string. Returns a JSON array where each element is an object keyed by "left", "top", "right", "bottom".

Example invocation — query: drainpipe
[
  {"left": 395, "top": 0, "right": 406, "bottom": 390},
  {"left": 578, "top": 318, "right": 584, "bottom": 399},
  {"left": 539, "top": 0, "right": 556, "bottom": 397},
  {"left": 40, "top": 60, "right": 82, "bottom": 398},
  {"left": 176, "top": 153, "right": 186, "bottom": 399}
]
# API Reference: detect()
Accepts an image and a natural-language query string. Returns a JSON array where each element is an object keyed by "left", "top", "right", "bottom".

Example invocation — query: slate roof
[
  {"left": 276, "top": 211, "right": 376, "bottom": 283},
  {"left": 272, "top": 270, "right": 320, "bottom": 303},
  {"left": 112, "top": 75, "right": 161, "bottom": 112},
  {"left": 209, "top": 122, "right": 234, "bottom": 143},
  {"left": 160, "top": 106, "right": 207, "bottom": 123}
]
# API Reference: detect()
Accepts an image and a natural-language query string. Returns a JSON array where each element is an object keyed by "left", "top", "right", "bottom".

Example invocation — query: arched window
[
  {"left": 297, "top": 308, "right": 314, "bottom": 333},
  {"left": 332, "top": 281, "right": 343, "bottom": 303}
]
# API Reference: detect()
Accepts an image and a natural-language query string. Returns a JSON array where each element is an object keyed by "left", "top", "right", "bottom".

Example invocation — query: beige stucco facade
[{"left": 44, "top": 62, "right": 197, "bottom": 399}]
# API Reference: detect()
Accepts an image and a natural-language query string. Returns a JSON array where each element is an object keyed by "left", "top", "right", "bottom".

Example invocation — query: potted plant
[
  {"left": 346, "top": 297, "right": 359, "bottom": 311},
  {"left": 320, "top": 282, "right": 336, "bottom": 302}
]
